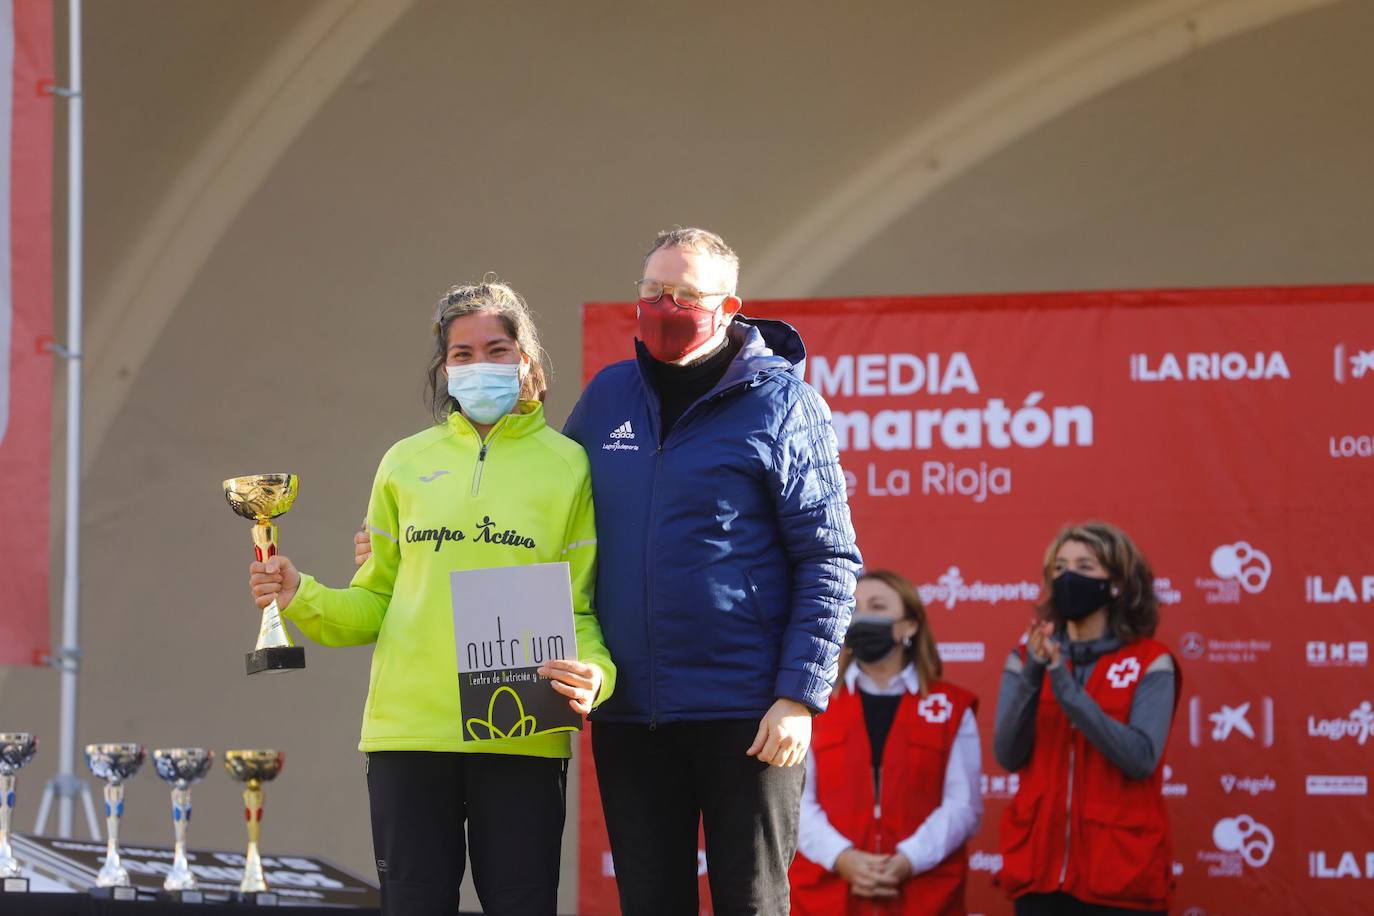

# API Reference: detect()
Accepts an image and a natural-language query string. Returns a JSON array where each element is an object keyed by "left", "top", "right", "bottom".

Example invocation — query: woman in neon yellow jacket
[{"left": 248, "top": 280, "right": 615, "bottom": 915}]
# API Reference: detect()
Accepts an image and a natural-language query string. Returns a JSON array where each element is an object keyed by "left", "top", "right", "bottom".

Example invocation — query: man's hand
[
  {"left": 248, "top": 555, "right": 300, "bottom": 611},
  {"left": 745, "top": 698, "right": 811, "bottom": 767},
  {"left": 539, "top": 659, "right": 603, "bottom": 717},
  {"left": 354, "top": 520, "right": 372, "bottom": 567},
  {"left": 835, "top": 848, "right": 899, "bottom": 898}
]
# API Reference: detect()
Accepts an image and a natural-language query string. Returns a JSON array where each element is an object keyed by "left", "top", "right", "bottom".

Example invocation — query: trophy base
[
  {"left": 1, "top": 877, "right": 29, "bottom": 893},
  {"left": 160, "top": 888, "right": 206, "bottom": 903},
  {"left": 90, "top": 885, "right": 140, "bottom": 901},
  {"left": 231, "top": 890, "right": 280, "bottom": 906},
  {"left": 246, "top": 647, "right": 305, "bottom": 675}
]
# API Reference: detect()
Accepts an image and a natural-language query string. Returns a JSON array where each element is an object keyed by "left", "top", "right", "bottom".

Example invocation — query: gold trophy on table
[
  {"left": 223, "top": 474, "right": 306, "bottom": 675},
  {"left": 224, "top": 749, "right": 285, "bottom": 904}
]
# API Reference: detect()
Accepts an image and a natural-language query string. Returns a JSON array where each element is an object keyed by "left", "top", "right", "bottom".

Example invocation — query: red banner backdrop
[
  {"left": 578, "top": 286, "right": 1374, "bottom": 915},
  {"left": 0, "top": 0, "right": 53, "bottom": 666}
]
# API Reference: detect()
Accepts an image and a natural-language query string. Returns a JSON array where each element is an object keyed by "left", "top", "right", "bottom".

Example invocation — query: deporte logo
[{"left": 917, "top": 566, "right": 1039, "bottom": 611}]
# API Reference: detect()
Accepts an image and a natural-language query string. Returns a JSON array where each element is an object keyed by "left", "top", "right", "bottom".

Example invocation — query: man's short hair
[{"left": 643, "top": 227, "right": 740, "bottom": 294}]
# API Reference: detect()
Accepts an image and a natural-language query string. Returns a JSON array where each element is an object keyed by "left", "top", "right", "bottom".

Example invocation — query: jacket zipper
[
  {"left": 465, "top": 419, "right": 507, "bottom": 497},
  {"left": 471, "top": 443, "right": 489, "bottom": 496}
]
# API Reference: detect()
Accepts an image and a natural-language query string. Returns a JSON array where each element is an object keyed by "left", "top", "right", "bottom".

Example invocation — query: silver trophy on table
[
  {"left": 0, "top": 733, "right": 39, "bottom": 893},
  {"left": 84, "top": 743, "right": 145, "bottom": 899},
  {"left": 153, "top": 748, "right": 214, "bottom": 901}
]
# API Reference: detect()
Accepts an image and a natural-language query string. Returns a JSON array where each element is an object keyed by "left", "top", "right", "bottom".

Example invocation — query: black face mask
[
  {"left": 1052, "top": 570, "right": 1112, "bottom": 621},
  {"left": 845, "top": 619, "right": 898, "bottom": 663}
]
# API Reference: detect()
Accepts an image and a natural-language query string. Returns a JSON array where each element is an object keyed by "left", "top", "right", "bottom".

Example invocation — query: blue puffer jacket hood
[{"left": 565, "top": 316, "right": 861, "bottom": 724}]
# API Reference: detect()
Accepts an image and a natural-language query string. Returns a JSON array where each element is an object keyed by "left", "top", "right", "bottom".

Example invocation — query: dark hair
[
  {"left": 839, "top": 569, "right": 943, "bottom": 696},
  {"left": 1039, "top": 521, "right": 1160, "bottom": 640},
  {"left": 425, "top": 278, "right": 548, "bottom": 423}
]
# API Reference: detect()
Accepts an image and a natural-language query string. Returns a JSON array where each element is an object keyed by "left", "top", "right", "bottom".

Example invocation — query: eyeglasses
[{"left": 635, "top": 279, "right": 731, "bottom": 311}]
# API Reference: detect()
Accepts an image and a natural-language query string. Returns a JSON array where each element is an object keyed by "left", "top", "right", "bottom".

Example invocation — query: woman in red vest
[
  {"left": 994, "top": 521, "right": 1179, "bottom": 915},
  {"left": 790, "top": 569, "right": 982, "bottom": 915}
]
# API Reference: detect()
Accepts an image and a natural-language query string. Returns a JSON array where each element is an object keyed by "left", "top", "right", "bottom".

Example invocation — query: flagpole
[
  {"left": 34, "top": 0, "right": 97, "bottom": 842},
  {"left": 56, "top": 0, "right": 84, "bottom": 839}
]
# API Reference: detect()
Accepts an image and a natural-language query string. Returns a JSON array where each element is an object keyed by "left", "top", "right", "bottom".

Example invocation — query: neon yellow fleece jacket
[{"left": 283, "top": 400, "right": 615, "bottom": 759}]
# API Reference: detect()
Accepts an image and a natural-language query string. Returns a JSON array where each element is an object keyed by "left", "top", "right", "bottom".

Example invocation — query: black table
[{"left": 0, "top": 893, "right": 380, "bottom": 914}]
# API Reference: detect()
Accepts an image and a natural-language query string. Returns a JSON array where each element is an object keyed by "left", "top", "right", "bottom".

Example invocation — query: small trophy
[
  {"left": 0, "top": 733, "right": 39, "bottom": 893},
  {"left": 224, "top": 749, "right": 284, "bottom": 904},
  {"left": 84, "top": 743, "right": 146, "bottom": 899},
  {"left": 223, "top": 474, "right": 306, "bottom": 675},
  {"left": 152, "top": 748, "right": 214, "bottom": 901}
]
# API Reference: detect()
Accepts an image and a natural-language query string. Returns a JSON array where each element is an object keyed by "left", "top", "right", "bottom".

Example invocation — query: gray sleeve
[
  {"left": 1047, "top": 655, "right": 1176, "bottom": 780},
  {"left": 993, "top": 649, "right": 1047, "bottom": 772}
]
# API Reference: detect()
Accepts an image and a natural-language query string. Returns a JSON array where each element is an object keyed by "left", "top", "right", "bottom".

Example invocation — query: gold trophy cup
[
  {"left": 224, "top": 750, "right": 284, "bottom": 902},
  {"left": 223, "top": 474, "right": 306, "bottom": 675}
]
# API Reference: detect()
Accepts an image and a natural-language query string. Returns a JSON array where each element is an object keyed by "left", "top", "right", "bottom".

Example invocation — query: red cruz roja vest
[
  {"left": 791, "top": 680, "right": 978, "bottom": 916},
  {"left": 997, "top": 637, "right": 1179, "bottom": 911}
]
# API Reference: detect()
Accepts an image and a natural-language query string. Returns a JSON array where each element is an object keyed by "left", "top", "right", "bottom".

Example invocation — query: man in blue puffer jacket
[{"left": 564, "top": 227, "right": 862, "bottom": 915}]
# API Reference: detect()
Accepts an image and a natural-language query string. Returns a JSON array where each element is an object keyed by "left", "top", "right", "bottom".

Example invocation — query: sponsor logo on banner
[
  {"left": 1308, "top": 701, "right": 1374, "bottom": 745},
  {"left": 1197, "top": 815, "right": 1274, "bottom": 876},
  {"left": 1189, "top": 697, "right": 1274, "bottom": 747},
  {"left": 917, "top": 566, "right": 1040, "bottom": 611},
  {"left": 980, "top": 773, "right": 1021, "bottom": 800},
  {"left": 1154, "top": 577, "right": 1182, "bottom": 605},
  {"left": 969, "top": 850, "right": 1002, "bottom": 874},
  {"left": 1220, "top": 773, "right": 1276, "bottom": 797},
  {"left": 1329, "top": 434, "right": 1373, "bottom": 458},
  {"left": 1309, "top": 851, "right": 1374, "bottom": 879},
  {"left": 937, "top": 642, "right": 985, "bottom": 663},
  {"left": 1161, "top": 764, "right": 1189, "bottom": 798},
  {"left": 1129, "top": 351, "right": 1290, "bottom": 382},
  {"left": 1306, "top": 575, "right": 1374, "bottom": 604},
  {"left": 1180, "top": 634, "right": 1273, "bottom": 664},
  {"left": 1306, "top": 775, "right": 1368, "bottom": 796},
  {"left": 1306, "top": 641, "right": 1369, "bottom": 667},
  {"left": 1333, "top": 344, "right": 1374, "bottom": 383},
  {"left": 812, "top": 354, "right": 1093, "bottom": 505},
  {"left": 811, "top": 354, "right": 1095, "bottom": 449},
  {"left": 1196, "top": 541, "right": 1271, "bottom": 603}
]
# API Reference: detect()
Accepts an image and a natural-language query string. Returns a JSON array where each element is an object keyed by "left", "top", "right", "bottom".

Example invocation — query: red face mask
[{"left": 636, "top": 297, "right": 729, "bottom": 363}]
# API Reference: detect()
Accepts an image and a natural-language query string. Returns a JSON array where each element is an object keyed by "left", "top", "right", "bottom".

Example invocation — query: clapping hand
[{"left": 1026, "top": 618, "right": 1060, "bottom": 668}]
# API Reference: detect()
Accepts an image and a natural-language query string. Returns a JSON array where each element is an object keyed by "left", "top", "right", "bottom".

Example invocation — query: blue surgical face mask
[{"left": 446, "top": 362, "right": 521, "bottom": 425}]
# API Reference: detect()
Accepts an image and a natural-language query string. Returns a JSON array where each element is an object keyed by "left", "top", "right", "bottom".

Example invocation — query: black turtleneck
[{"left": 646, "top": 334, "right": 742, "bottom": 441}]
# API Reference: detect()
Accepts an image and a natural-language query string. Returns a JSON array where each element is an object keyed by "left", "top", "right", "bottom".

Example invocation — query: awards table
[{"left": 0, "top": 893, "right": 380, "bottom": 914}]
